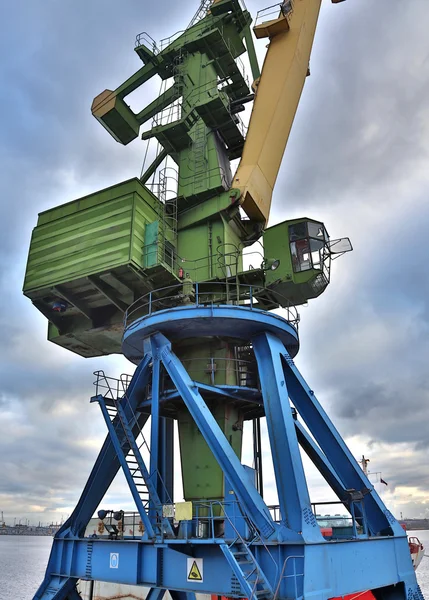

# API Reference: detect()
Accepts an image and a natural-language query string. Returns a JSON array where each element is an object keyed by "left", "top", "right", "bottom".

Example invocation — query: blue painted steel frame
[
  {"left": 34, "top": 357, "right": 153, "bottom": 599},
  {"left": 35, "top": 536, "right": 419, "bottom": 600},
  {"left": 152, "top": 331, "right": 277, "bottom": 540},
  {"left": 279, "top": 350, "right": 405, "bottom": 537},
  {"left": 33, "top": 308, "right": 423, "bottom": 600},
  {"left": 95, "top": 394, "right": 156, "bottom": 539},
  {"left": 253, "top": 332, "right": 322, "bottom": 542}
]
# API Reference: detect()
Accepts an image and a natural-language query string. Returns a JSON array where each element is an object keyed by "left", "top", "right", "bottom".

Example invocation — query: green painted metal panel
[
  {"left": 48, "top": 318, "right": 124, "bottom": 358},
  {"left": 97, "top": 96, "right": 140, "bottom": 145},
  {"left": 24, "top": 179, "right": 162, "bottom": 295},
  {"left": 264, "top": 218, "right": 330, "bottom": 305},
  {"left": 177, "top": 216, "right": 244, "bottom": 282},
  {"left": 36, "top": 178, "right": 159, "bottom": 225},
  {"left": 264, "top": 220, "right": 295, "bottom": 284},
  {"left": 178, "top": 401, "right": 243, "bottom": 502},
  {"left": 143, "top": 221, "right": 160, "bottom": 268}
]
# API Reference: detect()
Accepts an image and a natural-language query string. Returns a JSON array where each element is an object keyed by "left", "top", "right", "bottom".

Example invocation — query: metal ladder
[
  {"left": 192, "top": 121, "right": 208, "bottom": 192},
  {"left": 188, "top": 0, "right": 213, "bottom": 28},
  {"left": 220, "top": 540, "right": 274, "bottom": 600},
  {"left": 94, "top": 394, "right": 174, "bottom": 539}
]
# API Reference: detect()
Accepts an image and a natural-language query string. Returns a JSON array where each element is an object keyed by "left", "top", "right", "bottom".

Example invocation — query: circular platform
[{"left": 122, "top": 304, "right": 299, "bottom": 363}]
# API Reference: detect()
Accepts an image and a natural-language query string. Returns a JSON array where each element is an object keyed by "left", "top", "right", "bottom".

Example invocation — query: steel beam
[
  {"left": 151, "top": 332, "right": 276, "bottom": 540},
  {"left": 150, "top": 353, "right": 161, "bottom": 519},
  {"left": 95, "top": 394, "right": 155, "bottom": 539},
  {"left": 146, "top": 588, "right": 167, "bottom": 600},
  {"left": 55, "top": 355, "right": 152, "bottom": 539},
  {"left": 294, "top": 419, "right": 347, "bottom": 502},
  {"left": 33, "top": 536, "right": 417, "bottom": 600},
  {"left": 87, "top": 275, "right": 128, "bottom": 312},
  {"left": 252, "top": 333, "right": 322, "bottom": 541},
  {"left": 33, "top": 574, "right": 80, "bottom": 600},
  {"left": 54, "top": 285, "right": 93, "bottom": 321},
  {"left": 281, "top": 352, "right": 405, "bottom": 537}
]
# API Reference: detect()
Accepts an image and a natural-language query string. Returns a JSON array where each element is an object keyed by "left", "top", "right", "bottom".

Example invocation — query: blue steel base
[
  {"left": 33, "top": 306, "right": 423, "bottom": 600},
  {"left": 122, "top": 303, "right": 300, "bottom": 363},
  {"left": 35, "top": 536, "right": 421, "bottom": 600}
]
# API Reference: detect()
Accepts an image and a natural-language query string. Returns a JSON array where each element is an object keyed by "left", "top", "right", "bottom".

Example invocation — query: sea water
[
  {"left": 0, "top": 536, "right": 52, "bottom": 599},
  {"left": 0, "top": 532, "right": 428, "bottom": 600}
]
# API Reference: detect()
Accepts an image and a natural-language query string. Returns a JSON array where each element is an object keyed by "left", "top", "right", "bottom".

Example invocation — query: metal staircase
[
  {"left": 192, "top": 120, "right": 208, "bottom": 193},
  {"left": 93, "top": 391, "right": 174, "bottom": 539},
  {"left": 188, "top": 0, "right": 213, "bottom": 27},
  {"left": 220, "top": 541, "right": 274, "bottom": 600}
]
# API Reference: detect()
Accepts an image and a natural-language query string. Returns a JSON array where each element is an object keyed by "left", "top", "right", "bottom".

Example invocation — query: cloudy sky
[{"left": 1, "top": 0, "right": 429, "bottom": 526}]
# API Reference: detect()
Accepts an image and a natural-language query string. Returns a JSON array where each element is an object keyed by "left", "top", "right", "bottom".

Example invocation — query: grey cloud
[{"left": 271, "top": 0, "right": 429, "bottom": 218}]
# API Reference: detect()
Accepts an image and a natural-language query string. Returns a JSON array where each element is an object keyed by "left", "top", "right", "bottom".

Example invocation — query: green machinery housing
[{"left": 23, "top": 0, "right": 345, "bottom": 503}]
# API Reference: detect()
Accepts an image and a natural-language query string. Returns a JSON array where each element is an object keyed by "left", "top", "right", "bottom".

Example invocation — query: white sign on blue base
[{"left": 110, "top": 553, "right": 119, "bottom": 569}]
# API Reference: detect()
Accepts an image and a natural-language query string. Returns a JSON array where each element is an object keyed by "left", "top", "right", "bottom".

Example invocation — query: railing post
[
  {"left": 350, "top": 502, "right": 357, "bottom": 538},
  {"left": 210, "top": 502, "right": 214, "bottom": 539},
  {"left": 250, "top": 286, "right": 253, "bottom": 309},
  {"left": 149, "top": 291, "right": 152, "bottom": 316},
  {"left": 195, "top": 282, "right": 199, "bottom": 305},
  {"left": 210, "top": 357, "right": 215, "bottom": 386},
  {"left": 293, "top": 557, "right": 298, "bottom": 599}
]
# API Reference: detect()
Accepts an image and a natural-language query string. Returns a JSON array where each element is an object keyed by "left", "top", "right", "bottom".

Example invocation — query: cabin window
[{"left": 289, "top": 221, "right": 328, "bottom": 273}]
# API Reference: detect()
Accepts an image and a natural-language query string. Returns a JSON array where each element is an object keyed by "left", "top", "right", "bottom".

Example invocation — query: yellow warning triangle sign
[{"left": 188, "top": 560, "right": 202, "bottom": 581}]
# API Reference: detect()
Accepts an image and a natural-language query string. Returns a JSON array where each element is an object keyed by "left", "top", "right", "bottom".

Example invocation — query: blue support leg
[
  {"left": 146, "top": 588, "right": 167, "bottom": 600},
  {"left": 170, "top": 592, "right": 196, "bottom": 600},
  {"left": 57, "top": 355, "right": 153, "bottom": 538},
  {"left": 281, "top": 352, "right": 405, "bottom": 536},
  {"left": 294, "top": 420, "right": 347, "bottom": 502},
  {"left": 150, "top": 338, "right": 174, "bottom": 503},
  {"left": 158, "top": 417, "right": 174, "bottom": 504},
  {"left": 149, "top": 353, "right": 161, "bottom": 521},
  {"left": 252, "top": 332, "right": 322, "bottom": 542},
  {"left": 33, "top": 575, "right": 80, "bottom": 600},
  {"left": 150, "top": 355, "right": 161, "bottom": 482},
  {"left": 33, "top": 357, "right": 153, "bottom": 600},
  {"left": 96, "top": 394, "right": 156, "bottom": 539},
  {"left": 151, "top": 332, "right": 277, "bottom": 540},
  {"left": 67, "top": 589, "right": 84, "bottom": 600}
]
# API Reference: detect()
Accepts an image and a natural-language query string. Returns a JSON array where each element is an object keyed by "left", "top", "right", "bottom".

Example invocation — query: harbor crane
[{"left": 24, "top": 1, "right": 422, "bottom": 600}]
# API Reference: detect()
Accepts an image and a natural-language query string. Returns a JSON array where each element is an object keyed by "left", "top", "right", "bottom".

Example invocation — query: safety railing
[
  {"left": 273, "top": 555, "right": 304, "bottom": 600},
  {"left": 268, "top": 504, "right": 282, "bottom": 523},
  {"left": 176, "top": 164, "right": 231, "bottom": 190},
  {"left": 313, "top": 500, "right": 368, "bottom": 539},
  {"left": 161, "top": 244, "right": 264, "bottom": 281},
  {"left": 183, "top": 498, "right": 280, "bottom": 584},
  {"left": 93, "top": 372, "right": 174, "bottom": 508},
  {"left": 89, "top": 511, "right": 146, "bottom": 540},
  {"left": 151, "top": 98, "right": 183, "bottom": 127},
  {"left": 93, "top": 370, "right": 133, "bottom": 400},
  {"left": 135, "top": 32, "right": 160, "bottom": 54},
  {"left": 90, "top": 498, "right": 256, "bottom": 541},
  {"left": 183, "top": 77, "right": 249, "bottom": 139},
  {"left": 255, "top": 1, "right": 294, "bottom": 27},
  {"left": 146, "top": 167, "right": 179, "bottom": 203},
  {"left": 235, "top": 112, "right": 248, "bottom": 139},
  {"left": 155, "top": 22, "right": 249, "bottom": 86},
  {"left": 160, "top": 356, "right": 259, "bottom": 389},
  {"left": 160, "top": 30, "right": 186, "bottom": 51},
  {"left": 192, "top": 499, "right": 257, "bottom": 540},
  {"left": 271, "top": 502, "right": 358, "bottom": 530},
  {"left": 219, "top": 28, "right": 249, "bottom": 86},
  {"left": 124, "top": 282, "right": 300, "bottom": 333}
]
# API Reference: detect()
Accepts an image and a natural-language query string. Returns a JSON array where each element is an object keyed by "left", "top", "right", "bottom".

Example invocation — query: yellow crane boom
[{"left": 233, "top": 0, "right": 338, "bottom": 224}]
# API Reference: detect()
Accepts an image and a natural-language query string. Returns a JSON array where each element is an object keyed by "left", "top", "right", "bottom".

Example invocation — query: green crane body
[{"left": 23, "top": 0, "right": 346, "bottom": 503}]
